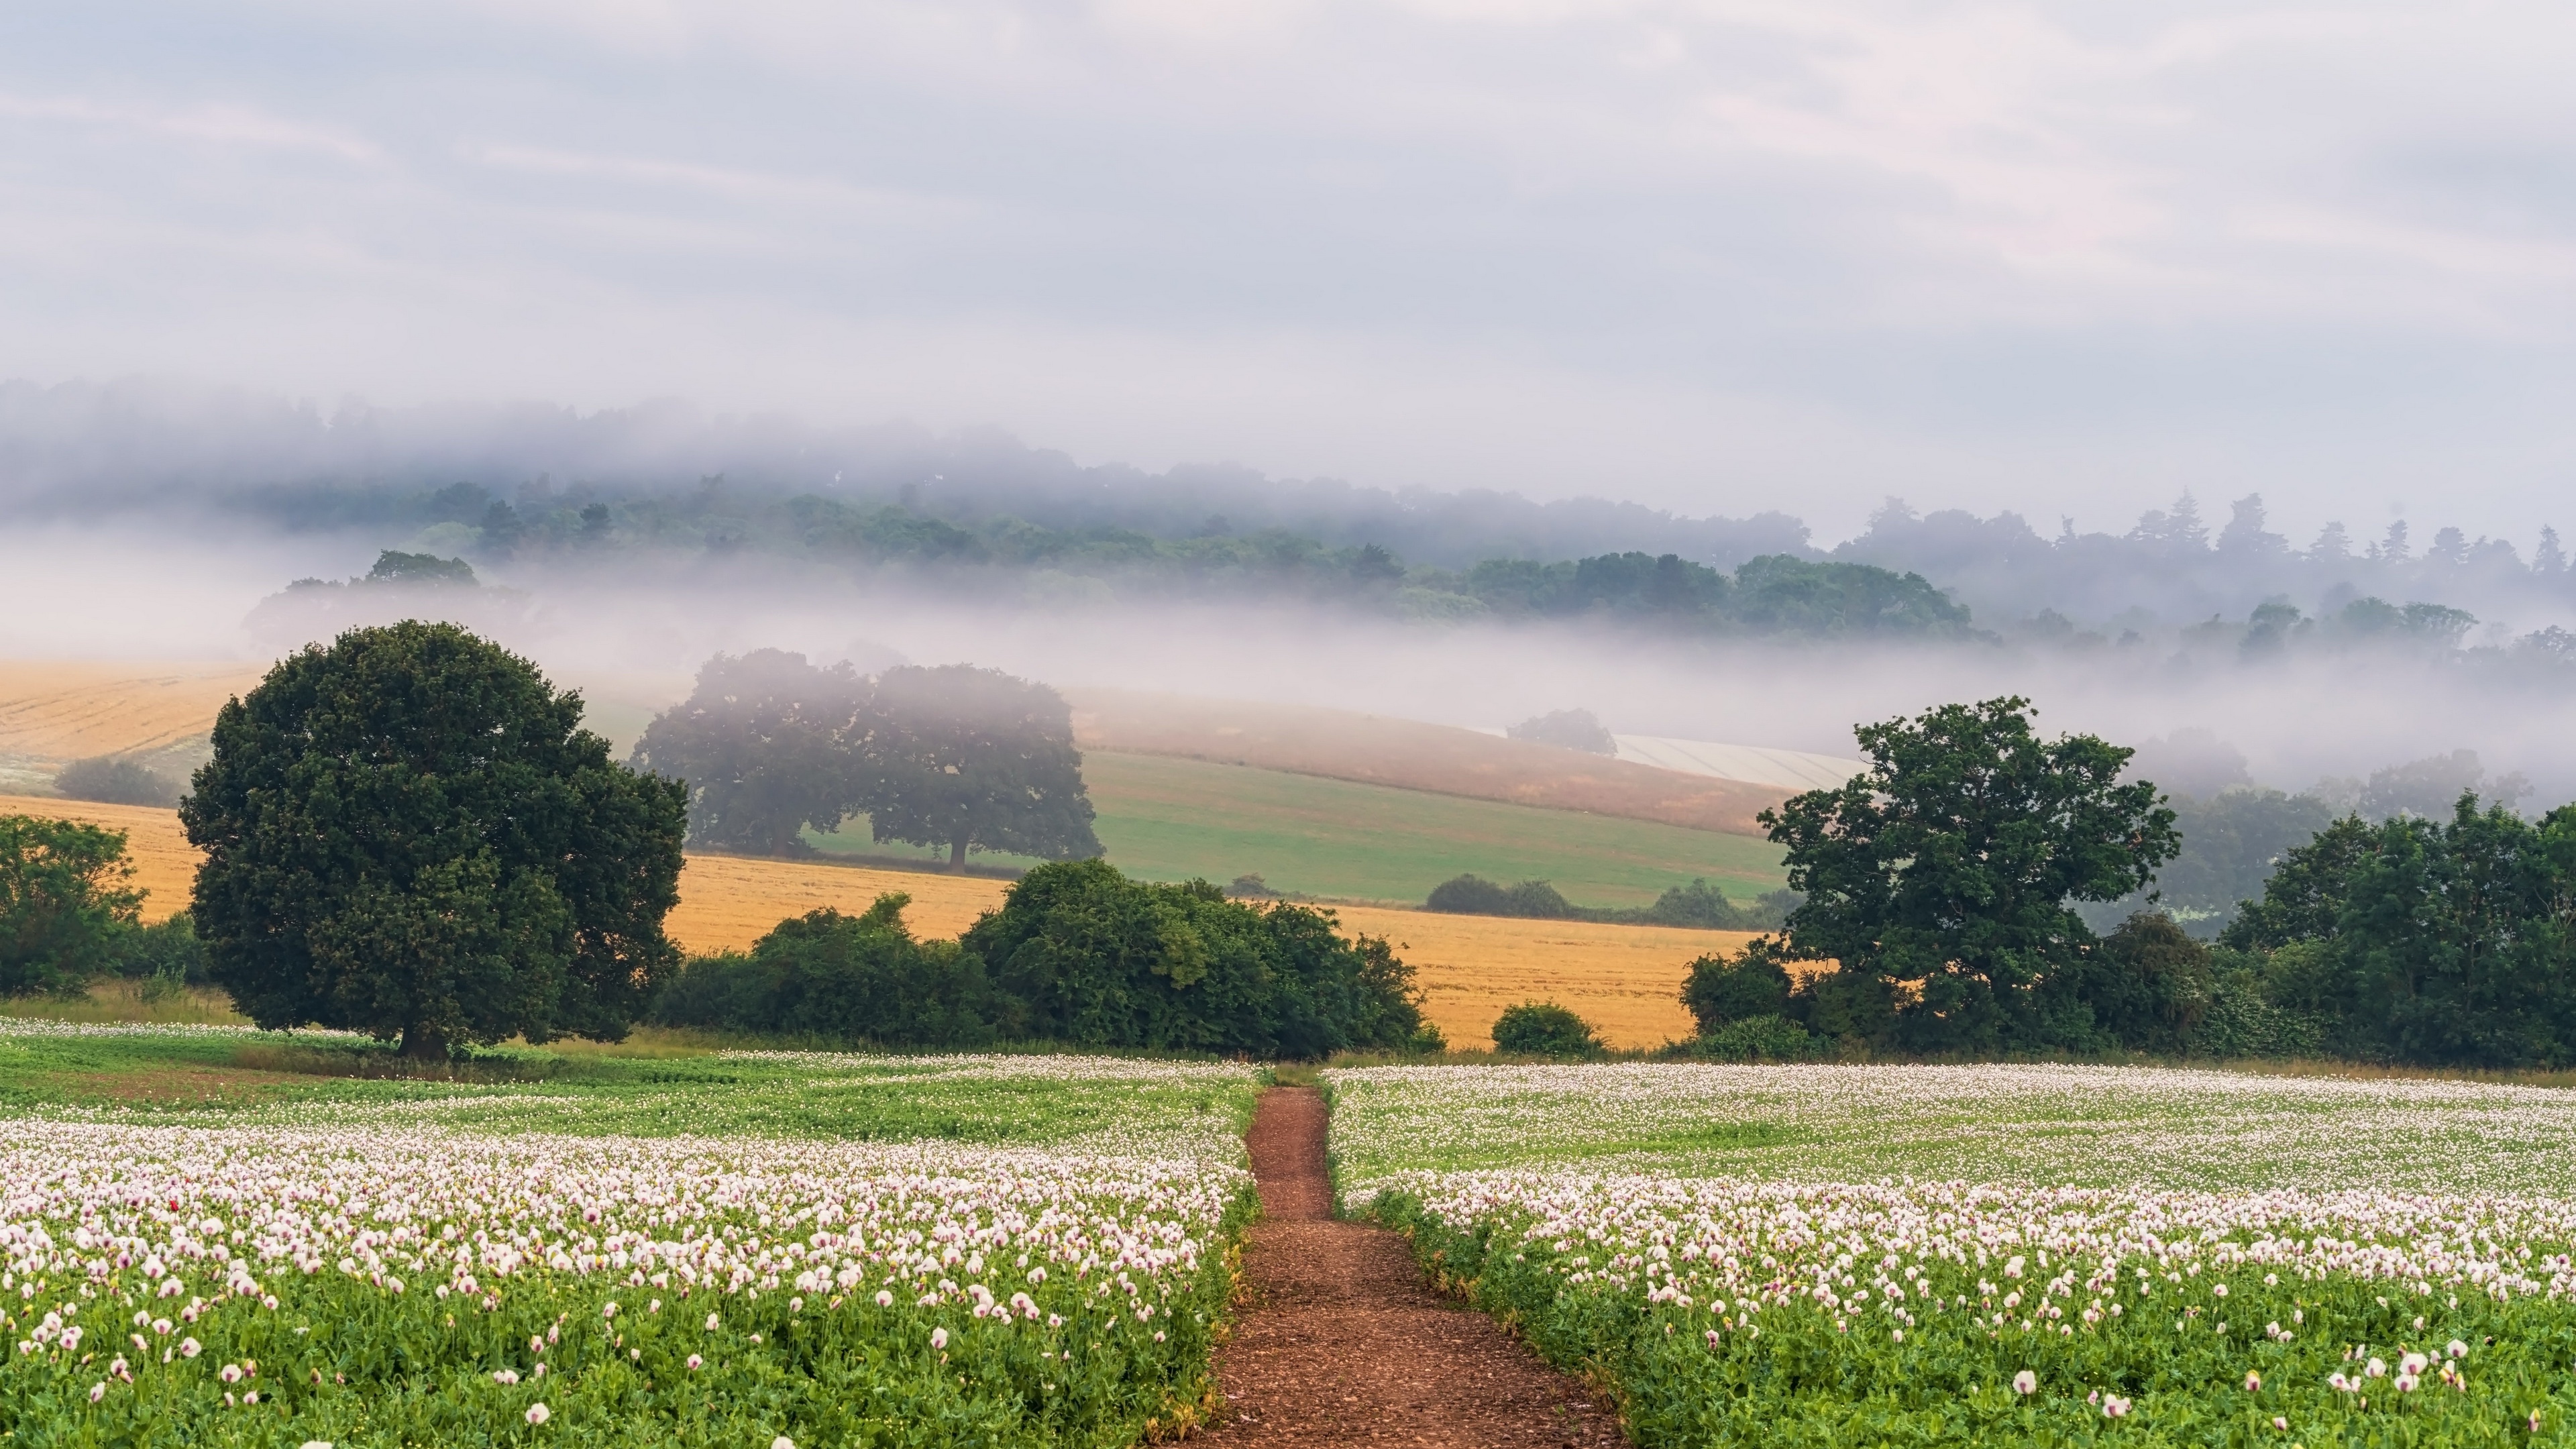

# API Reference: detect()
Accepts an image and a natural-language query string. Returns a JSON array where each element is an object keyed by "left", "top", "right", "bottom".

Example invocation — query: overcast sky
[{"left": 3, "top": 0, "right": 2572, "bottom": 543}]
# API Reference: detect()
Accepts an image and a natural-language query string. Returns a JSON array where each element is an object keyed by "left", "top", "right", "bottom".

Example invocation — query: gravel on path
[{"left": 1195, "top": 1086, "right": 1625, "bottom": 1447}]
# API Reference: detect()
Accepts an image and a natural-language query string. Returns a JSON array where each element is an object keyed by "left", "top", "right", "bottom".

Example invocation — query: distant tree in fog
[
  {"left": 860, "top": 665, "right": 1102, "bottom": 871},
  {"left": 1506, "top": 708, "right": 1616, "bottom": 755},
  {"left": 631, "top": 651, "right": 874, "bottom": 856}
]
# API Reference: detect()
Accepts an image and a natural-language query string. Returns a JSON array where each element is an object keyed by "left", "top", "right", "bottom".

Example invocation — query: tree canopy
[
  {"left": 1761, "top": 696, "right": 2180, "bottom": 1053},
  {"left": 630, "top": 649, "right": 872, "bottom": 855},
  {"left": 861, "top": 665, "right": 1103, "bottom": 869},
  {"left": 0, "top": 815, "right": 144, "bottom": 996},
  {"left": 182, "top": 621, "right": 688, "bottom": 1057}
]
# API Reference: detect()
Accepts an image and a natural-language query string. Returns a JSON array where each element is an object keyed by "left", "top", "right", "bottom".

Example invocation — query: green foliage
[
  {"left": 2073, "top": 912, "right": 2214, "bottom": 1055},
  {"left": 1490, "top": 1000, "right": 1602, "bottom": 1058},
  {"left": 0, "top": 815, "right": 144, "bottom": 996},
  {"left": 52, "top": 753, "right": 181, "bottom": 806},
  {"left": 1505, "top": 707, "right": 1616, "bottom": 754},
  {"left": 1762, "top": 697, "right": 2181, "bottom": 1055},
  {"left": 1681, "top": 943, "right": 1794, "bottom": 1035},
  {"left": 650, "top": 896, "right": 1002, "bottom": 1047},
  {"left": 180, "top": 622, "right": 688, "bottom": 1057},
  {"left": 2220, "top": 815, "right": 2380, "bottom": 950},
  {"left": 1459, "top": 552, "right": 1974, "bottom": 638},
  {"left": 110, "top": 910, "right": 209, "bottom": 991},
  {"left": 1695, "top": 1013, "right": 1823, "bottom": 1061},
  {"left": 963, "top": 859, "right": 1427, "bottom": 1058},
  {"left": 1424, "top": 873, "right": 1574, "bottom": 918},
  {"left": 630, "top": 649, "right": 872, "bottom": 855},
  {"left": 1424, "top": 873, "right": 1776, "bottom": 928},
  {"left": 365, "top": 548, "right": 478, "bottom": 585},
  {"left": 861, "top": 665, "right": 1104, "bottom": 869}
]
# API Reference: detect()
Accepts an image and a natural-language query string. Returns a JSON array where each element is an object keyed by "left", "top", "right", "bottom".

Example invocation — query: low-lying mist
[{"left": 13, "top": 521, "right": 2571, "bottom": 813}]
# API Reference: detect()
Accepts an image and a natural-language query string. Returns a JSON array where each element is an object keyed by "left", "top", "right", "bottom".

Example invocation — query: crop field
[
  {"left": 0, "top": 792, "right": 1736, "bottom": 1050},
  {"left": 1327, "top": 1063, "right": 2576, "bottom": 1446},
  {"left": 1065, "top": 687, "right": 1790, "bottom": 836},
  {"left": 814, "top": 751, "right": 1789, "bottom": 908},
  {"left": 0, "top": 1023, "right": 1258, "bottom": 1445}
]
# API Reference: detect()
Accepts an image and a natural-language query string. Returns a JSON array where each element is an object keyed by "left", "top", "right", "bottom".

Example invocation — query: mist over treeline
[
  {"left": 12, "top": 377, "right": 2576, "bottom": 820},
  {"left": 11, "top": 378, "right": 2574, "bottom": 646}
]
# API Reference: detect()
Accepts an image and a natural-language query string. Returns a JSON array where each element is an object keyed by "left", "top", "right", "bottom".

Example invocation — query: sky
[{"left": 3, "top": 1, "right": 2573, "bottom": 543}]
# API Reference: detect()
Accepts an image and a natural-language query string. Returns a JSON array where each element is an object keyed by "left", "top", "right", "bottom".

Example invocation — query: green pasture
[
  {"left": 0, "top": 1023, "right": 1255, "bottom": 1146},
  {"left": 807, "top": 750, "right": 1788, "bottom": 906}
]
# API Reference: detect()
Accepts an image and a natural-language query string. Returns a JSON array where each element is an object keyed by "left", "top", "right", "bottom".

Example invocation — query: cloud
[{"left": 2, "top": 0, "right": 2574, "bottom": 540}]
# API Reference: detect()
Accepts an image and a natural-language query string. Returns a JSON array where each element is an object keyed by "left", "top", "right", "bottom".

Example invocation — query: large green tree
[
  {"left": 630, "top": 649, "right": 872, "bottom": 855},
  {"left": 861, "top": 665, "right": 1103, "bottom": 869},
  {"left": 0, "top": 816, "right": 144, "bottom": 996},
  {"left": 1762, "top": 696, "right": 2180, "bottom": 1052},
  {"left": 182, "top": 622, "right": 688, "bottom": 1057}
]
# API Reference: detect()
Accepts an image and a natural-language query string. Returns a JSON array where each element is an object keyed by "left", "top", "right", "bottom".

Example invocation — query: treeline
[
  {"left": 654, "top": 861, "right": 1438, "bottom": 1057},
  {"left": 276, "top": 480, "right": 1977, "bottom": 640},
  {"left": 1425, "top": 874, "right": 1799, "bottom": 932},
  {"left": 1678, "top": 696, "right": 2576, "bottom": 1071}
]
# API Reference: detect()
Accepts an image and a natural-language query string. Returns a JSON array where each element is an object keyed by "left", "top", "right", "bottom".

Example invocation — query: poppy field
[
  {"left": 1329, "top": 1064, "right": 2576, "bottom": 1447},
  {"left": 0, "top": 1030, "right": 1257, "bottom": 1446}
]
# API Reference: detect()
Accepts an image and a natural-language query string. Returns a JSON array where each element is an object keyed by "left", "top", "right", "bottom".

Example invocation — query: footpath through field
[{"left": 1201, "top": 1087, "right": 1622, "bottom": 1448}]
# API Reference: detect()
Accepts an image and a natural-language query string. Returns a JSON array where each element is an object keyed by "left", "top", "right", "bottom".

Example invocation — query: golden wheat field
[
  {"left": 0, "top": 794, "right": 1726, "bottom": 1049},
  {"left": 0, "top": 661, "right": 263, "bottom": 762}
]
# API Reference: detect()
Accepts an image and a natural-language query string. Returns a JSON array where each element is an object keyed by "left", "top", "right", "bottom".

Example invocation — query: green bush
[
  {"left": 1697, "top": 1012, "right": 1822, "bottom": 1062},
  {"left": 111, "top": 910, "right": 209, "bottom": 996},
  {"left": 1681, "top": 945, "right": 1793, "bottom": 1034},
  {"left": 1, "top": 814, "right": 144, "bottom": 996},
  {"left": 965, "top": 859, "right": 1428, "bottom": 1059},
  {"left": 651, "top": 895, "right": 1000, "bottom": 1046},
  {"left": 1424, "top": 874, "right": 1575, "bottom": 918},
  {"left": 1491, "top": 1000, "right": 1601, "bottom": 1058}
]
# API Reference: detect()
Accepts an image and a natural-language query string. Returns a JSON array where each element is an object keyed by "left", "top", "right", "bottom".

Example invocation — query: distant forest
[{"left": 8, "top": 380, "right": 2576, "bottom": 657}]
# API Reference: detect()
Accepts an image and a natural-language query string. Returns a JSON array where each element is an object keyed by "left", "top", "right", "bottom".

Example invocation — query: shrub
[
  {"left": 965, "top": 859, "right": 1428, "bottom": 1058},
  {"left": 112, "top": 911, "right": 209, "bottom": 990},
  {"left": 1424, "top": 874, "right": 1576, "bottom": 919},
  {"left": 1425, "top": 873, "right": 1511, "bottom": 914},
  {"left": 1, "top": 814, "right": 144, "bottom": 996},
  {"left": 1697, "top": 1012, "right": 1823, "bottom": 1061},
  {"left": 53, "top": 755, "right": 180, "bottom": 806},
  {"left": 1491, "top": 1000, "right": 1601, "bottom": 1058},
  {"left": 1680, "top": 945, "right": 1792, "bottom": 1035},
  {"left": 651, "top": 895, "right": 1000, "bottom": 1046},
  {"left": 1645, "top": 878, "right": 1750, "bottom": 928}
]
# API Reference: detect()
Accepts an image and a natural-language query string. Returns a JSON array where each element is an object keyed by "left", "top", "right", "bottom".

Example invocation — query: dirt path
[{"left": 1196, "top": 1087, "right": 1624, "bottom": 1447}]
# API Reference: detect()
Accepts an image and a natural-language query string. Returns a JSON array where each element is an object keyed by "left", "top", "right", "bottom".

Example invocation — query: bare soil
[{"left": 1197, "top": 1087, "right": 1625, "bottom": 1447}]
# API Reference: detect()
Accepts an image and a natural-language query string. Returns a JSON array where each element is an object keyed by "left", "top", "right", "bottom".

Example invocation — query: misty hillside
[{"left": 9, "top": 380, "right": 2573, "bottom": 649}]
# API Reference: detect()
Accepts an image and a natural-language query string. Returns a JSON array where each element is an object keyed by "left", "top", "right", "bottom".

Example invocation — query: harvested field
[
  {"left": 0, "top": 796, "right": 1732, "bottom": 1049},
  {"left": 0, "top": 659, "right": 260, "bottom": 761},
  {"left": 1067, "top": 686, "right": 1791, "bottom": 837},
  {"left": 0, "top": 793, "right": 202, "bottom": 921}
]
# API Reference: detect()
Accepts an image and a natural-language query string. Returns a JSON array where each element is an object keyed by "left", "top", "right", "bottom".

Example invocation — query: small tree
[
  {"left": 1507, "top": 708, "right": 1617, "bottom": 755},
  {"left": 54, "top": 755, "right": 181, "bottom": 807},
  {"left": 0, "top": 816, "right": 144, "bottom": 996},
  {"left": 631, "top": 650, "right": 872, "bottom": 855},
  {"left": 1762, "top": 696, "right": 2180, "bottom": 1054},
  {"left": 862, "top": 665, "right": 1103, "bottom": 870},
  {"left": 182, "top": 622, "right": 688, "bottom": 1057}
]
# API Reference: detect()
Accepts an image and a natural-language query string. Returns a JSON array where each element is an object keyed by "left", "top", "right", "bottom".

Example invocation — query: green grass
[
  {"left": 0, "top": 1023, "right": 1256, "bottom": 1147},
  {"left": 807, "top": 751, "right": 1786, "bottom": 906}
]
